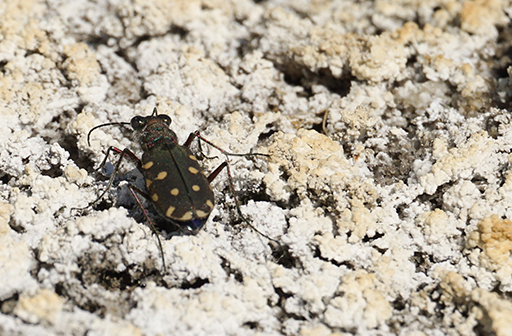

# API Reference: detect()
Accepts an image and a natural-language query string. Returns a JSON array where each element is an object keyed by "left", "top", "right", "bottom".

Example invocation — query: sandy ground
[{"left": 2, "top": 0, "right": 512, "bottom": 335}]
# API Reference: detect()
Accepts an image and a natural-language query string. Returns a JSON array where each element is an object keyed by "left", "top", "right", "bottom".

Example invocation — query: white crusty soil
[{"left": 2, "top": 0, "right": 512, "bottom": 335}]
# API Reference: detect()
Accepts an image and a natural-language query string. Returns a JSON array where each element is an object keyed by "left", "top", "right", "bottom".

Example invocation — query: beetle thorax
[{"left": 138, "top": 119, "right": 178, "bottom": 150}]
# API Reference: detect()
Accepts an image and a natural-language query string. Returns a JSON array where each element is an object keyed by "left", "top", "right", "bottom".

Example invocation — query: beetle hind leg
[{"left": 127, "top": 184, "right": 167, "bottom": 273}]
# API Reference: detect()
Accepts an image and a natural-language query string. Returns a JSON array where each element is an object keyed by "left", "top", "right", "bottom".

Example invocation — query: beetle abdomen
[{"left": 141, "top": 144, "right": 215, "bottom": 231}]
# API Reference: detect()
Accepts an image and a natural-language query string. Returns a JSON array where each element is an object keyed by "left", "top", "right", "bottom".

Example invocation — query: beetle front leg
[
  {"left": 77, "top": 147, "right": 142, "bottom": 210},
  {"left": 95, "top": 146, "right": 143, "bottom": 173}
]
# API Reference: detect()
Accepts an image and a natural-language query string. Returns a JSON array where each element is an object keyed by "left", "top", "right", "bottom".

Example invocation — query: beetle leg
[
  {"left": 207, "top": 162, "right": 227, "bottom": 183},
  {"left": 77, "top": 148, "right": 141, "bottom": 211},
  {"left": 184, "top": 133, "right": 217, "bottom": 159},
  {"left": 96, "top": 146, "right": 142, "bottom": 172},
  {"left": 185, "top": 132, "right": 277, "bottom": 242},
  {"left": 207, "top": 160, "right": 278, "bottom": 244},
  {"left": 183, "top": 133, "right": 195, "bottom": 147},
  {"left": 127, "top": 184, "right": 167, "bottom": 273},
  {"left": 185, "top": 131, "right": 270, "bottom": 159}
]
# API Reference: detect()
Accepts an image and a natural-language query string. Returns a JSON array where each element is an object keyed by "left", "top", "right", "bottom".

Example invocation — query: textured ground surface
[{"left": 2, "top": 0, "right": 512, "bottom": 335}]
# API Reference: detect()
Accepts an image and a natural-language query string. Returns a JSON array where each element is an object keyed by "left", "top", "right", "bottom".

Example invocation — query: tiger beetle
[{"left": 83, "top": 108, "right": 273, "bottom": 272}]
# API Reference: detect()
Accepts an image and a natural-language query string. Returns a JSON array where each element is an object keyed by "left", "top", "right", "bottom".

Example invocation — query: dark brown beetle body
[
  {"left": 83, "top": 108, "right": 272, "bottom": 271},
  {"left": 133, "top": 114, "right": 215, "bottom": 233}
]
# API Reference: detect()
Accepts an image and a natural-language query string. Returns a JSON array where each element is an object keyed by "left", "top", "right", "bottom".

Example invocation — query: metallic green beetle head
[{"left": 131, "top": 108, "right": 178, "bottom": 151}]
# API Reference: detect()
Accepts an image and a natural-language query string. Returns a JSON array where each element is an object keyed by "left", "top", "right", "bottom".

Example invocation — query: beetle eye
[
  {"left": 131, "top": 116, "right": 146, "bottom": 130},
  {"left": 158, "top": 114, "right": 172, "bottom": 126}
]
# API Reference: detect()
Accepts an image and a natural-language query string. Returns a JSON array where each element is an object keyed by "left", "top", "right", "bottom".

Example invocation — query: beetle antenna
[{"left": 87, "top": 122, "right": 131, "bottom": 146}]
